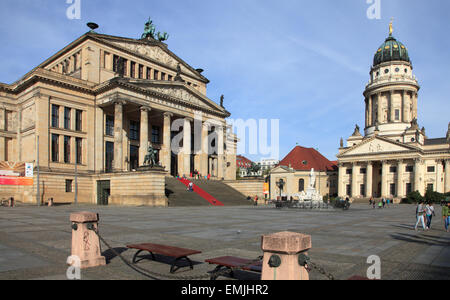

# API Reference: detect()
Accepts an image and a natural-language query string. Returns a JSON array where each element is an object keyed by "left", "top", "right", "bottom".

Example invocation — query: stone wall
[
  {"left": 224, "top": 179, "right": 265, "bottom": 203},
  {"left": 108, "top": 170, "right": 168, "bottom": 207}
]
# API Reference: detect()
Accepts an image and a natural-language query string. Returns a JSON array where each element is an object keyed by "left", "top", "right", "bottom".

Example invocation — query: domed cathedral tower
[
  {"left": 337, "top": 21, "right": 450, "bottom": 201},
  {"left": 363, "top": 21, "right": 423, "bottom": 144}
]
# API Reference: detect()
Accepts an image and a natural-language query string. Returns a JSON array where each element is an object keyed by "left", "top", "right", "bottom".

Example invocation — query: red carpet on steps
[{"left": 177, "top": 178, "right": 224, "bottom": 206}]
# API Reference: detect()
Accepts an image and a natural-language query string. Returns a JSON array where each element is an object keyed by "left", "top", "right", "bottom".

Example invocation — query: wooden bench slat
[
  {"left": 205, "top": 256, "right": 262, "bottom": 272},
  {"left": 127, "top": 243, "right": 202, "bottom": 258}
]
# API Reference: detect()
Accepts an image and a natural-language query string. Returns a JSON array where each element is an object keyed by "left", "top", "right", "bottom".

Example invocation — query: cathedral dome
[{"left": 373, "top": 34, "right": 410, "bottom": 67}]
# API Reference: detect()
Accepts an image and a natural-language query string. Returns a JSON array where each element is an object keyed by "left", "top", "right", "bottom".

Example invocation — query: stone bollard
[
  {"left": 261, "top": 231, "right": 311, "bottom": 280},
  {"left": 69, "top": 212, "right": 106, "bottom": 269}
]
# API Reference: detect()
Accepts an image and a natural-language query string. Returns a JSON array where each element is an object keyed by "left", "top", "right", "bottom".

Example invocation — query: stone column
[
  {"left": 351, "top": 162, "right": 359, "bottom": 198},
  {"left": 413, "top": 93, "right": 418, "bottom": 120},
  {"left": 397, "top": 160, "right": 405, "bottom": 198},
  {"left": 94, "top": 107, "right": 104, "bottom": 172},
  {"left": 414, "top": 158, "right": 423, "bottom": 195},
  {"left": 445, "top": 159, "right": 450, "bottom": 193},
  {"left": 182, "top": 118, "right": 192, "bottom": 176},
  {"left": 366, "top": 161, "right": 373, "bottom": 198},
  {"left": 368, "top": 96, "right": 373, "bottom": 127},
  {"left": 377, "top": 92, "right": 383, "bottom": 124},
  {"left": 338, "top": 163, "right": 345, "bottom": 197},
  {"left": 217, "top": 125, "right": 225, "bottom": 180},
  {"left": 113, "top": 100, "right": 125, "bottom": 172},
  {"left": 161, "top": 112, "right": 173, "bottom": 173},
  {"left": 381, "top": 161, "right": 388, "bottom": 197},
  {"left": 389, "top": 91, "right": 395, "bottom": 122},
  {"left": 139, "top": 106, "right": 150, "bottom": 167},
  {"left": 435, "top": 160, "right": 443, "bottom": 193},
  {"left": 200, "top": 122, "right": 209, "bottom": 177},
  {"left": 402, "top": 90, "right": 408, "bottom": 123}
]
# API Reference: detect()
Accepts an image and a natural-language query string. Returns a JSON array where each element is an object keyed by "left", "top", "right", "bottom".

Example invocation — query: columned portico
[
  {"left": 351, "top": 162, "right": 359, "bottom": 198},
  {"left": 381, "top": 160, "right": 388, "bottom": 198},
  {"left": 113, "top": 100, "right": 125, "bottom": 172},
  {"left": 366, "top": 161, "right": 373, "bottom": 198},
  {"left": 161, "top": 112, "right": 173, "bottom": 173},
  {"left": 397, "top": 160, "right": 405, "bottom": 198},
  {"left": 139, "top": 106, "right": 150, "bottom": 167}
]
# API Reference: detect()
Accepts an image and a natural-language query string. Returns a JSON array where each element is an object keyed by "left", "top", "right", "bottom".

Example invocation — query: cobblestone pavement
[{"left": 0, "top": 203, "right": 448, "bottom": 280}]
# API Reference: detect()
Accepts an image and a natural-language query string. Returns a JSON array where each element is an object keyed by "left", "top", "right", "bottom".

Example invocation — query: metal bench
[
  {"left": 205, "top": 256, "right": 262, "bottom": 280},
  {"left": 126, "top": 243, "right": 202, "bottom": 274}
]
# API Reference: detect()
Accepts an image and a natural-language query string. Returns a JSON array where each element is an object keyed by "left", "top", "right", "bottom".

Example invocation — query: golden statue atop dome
[{"left": 389, "top": 17, "right": 394, "bottom": 36}]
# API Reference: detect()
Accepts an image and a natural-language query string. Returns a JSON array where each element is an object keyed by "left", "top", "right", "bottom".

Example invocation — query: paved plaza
[{"left": 0, "top": 203, "right": 449, "bottom": 280}]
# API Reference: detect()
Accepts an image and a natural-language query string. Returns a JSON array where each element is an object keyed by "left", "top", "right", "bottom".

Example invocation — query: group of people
[
  {"left": 369, "top": 197, "right": 390, "bottom": 209},
  {"left": 415, "top": 201, "right": 450, "bottom": 232}
]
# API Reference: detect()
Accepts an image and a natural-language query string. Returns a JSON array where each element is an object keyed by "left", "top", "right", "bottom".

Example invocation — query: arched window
[{"left": 299, "top": 179, "right": 305, "bottom": 192}]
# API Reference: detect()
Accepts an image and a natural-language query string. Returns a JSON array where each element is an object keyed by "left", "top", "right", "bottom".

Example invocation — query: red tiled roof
[
  {"left": 236, "top": 155, "right": 253, "bottom": 165},
  {"left": 278, "top": 146, "right": 337, "bottom": 172}
]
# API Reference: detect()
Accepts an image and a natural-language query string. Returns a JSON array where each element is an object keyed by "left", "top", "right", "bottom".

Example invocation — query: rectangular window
[
  {"left": 146, "top": 67, "right": 151, "bottom": 79},
  {"left": 154, "top": 70, "right": 159, "bottom": 80},
  {"left": 129, "top": 120, "right": 139, "bottom": 141},
  {"left": 76, "top": 137, "right": 82, "bottom": 164},
  {"left": 405, "top": 165, "right": 414, "bottom": 173},
  {"left": 151, "top": 126, "right": 160, "bottom": 144},
  {"left": 65, "top": 179, "right": 73, "bottom": 193},
  {"left": 51, "top": 105, "right": 59, "bottom": 128},
  {"left": 427, "top": 166, "right": 435, "bottom": 173},
  {"left": 64, "top": 136, "right": 71, "bottom": 163},
  {"left": 113, "top": 55, "right": 119, "bottom": 72},
  {"left": 138, "top": 65, "right": 144, "bottom": 79},
  {"left": 390, "top": 166, "right": 397, "bottom": 173},
  {"left": 346, "top": 168, "right": 352, "bottom": 175},
  {"left": 395, "top": 109, "right": 400, "bottom": 121},
  {"left": 360, "top": 168, "right": 367, "bottom": 174},
  {"left": 130, "top": 61, "right": 136, "bottom": 78},
  {"left": 106, "top": 115, "right": 114, "bottom": 136},
  {"left": 105, "top": 142, "right": 114, "bottom": 173},
  {"left": 51, "top": 134, "right": 59, "bottom": 162},
  {"left": 360, "top": 184, "right": 366, "bottom": 197},
  {"left": 64, "top": 107, "right": 71, "bottom": 130},
  {"left": 427, "top": 183, "right": 434, "bottom": 191},
  {"left": 161, "top": 72, "right": 166, "bottom": 81},
  {"left": 75, "top": 110, "right": 82, "bottom": 131},
  {"left": 168, "top": 74, "right": 173, "bottom": 81}
]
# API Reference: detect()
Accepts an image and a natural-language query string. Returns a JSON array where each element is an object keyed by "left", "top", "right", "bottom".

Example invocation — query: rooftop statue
[{"left": 141, "top": 17, "right": 169, "bottom": 42}]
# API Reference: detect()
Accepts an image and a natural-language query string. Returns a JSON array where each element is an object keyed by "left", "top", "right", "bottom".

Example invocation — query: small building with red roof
[{"left": 269, "top": 146, "right": 338, "bottom": 200}]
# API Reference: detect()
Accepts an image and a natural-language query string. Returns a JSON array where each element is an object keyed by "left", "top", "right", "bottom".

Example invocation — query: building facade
[
  {"left": 0, "top": 22, "right": 237, "bottom": 205},
  {"left": 269, "top": 146, "right": 338, "bottom": 199},
  {"left": 337, "top": 24, "right": 450, "bottom": 201}
]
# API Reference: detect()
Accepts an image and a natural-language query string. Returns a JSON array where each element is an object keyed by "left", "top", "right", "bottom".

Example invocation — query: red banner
[{"left": 0, "top": 176, "right": 33, "bottom": 186}]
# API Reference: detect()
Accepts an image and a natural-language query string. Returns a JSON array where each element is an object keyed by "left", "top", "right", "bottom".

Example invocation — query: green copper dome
[{"left": 373, "top": 34, "right": 410, "bottom": 66}]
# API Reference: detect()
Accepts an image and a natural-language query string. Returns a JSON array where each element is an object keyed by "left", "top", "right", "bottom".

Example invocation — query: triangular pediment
[
  {"left": 95, "top": 36, "right": 204, "bottom": 81},
  {"left": 271, "top": 165, "right": 294, "bottom": 174},
  {"left": 338, "top": 136, "right": 419, "bottom": 157},
  {"left": 125, "top": 80, "right": 227, "bottom": 115}
]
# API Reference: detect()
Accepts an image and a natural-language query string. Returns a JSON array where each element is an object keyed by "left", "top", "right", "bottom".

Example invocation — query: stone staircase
[{"left": 165, "top": 177, "right": 250, "bottom": 207}]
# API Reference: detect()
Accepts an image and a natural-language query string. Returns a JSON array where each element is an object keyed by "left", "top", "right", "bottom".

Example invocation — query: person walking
[
  {"left": 425, "top": 203, "right": 435, "bottom": 229},
  {"left": 415, "top": 201, "right": 426, "bottom": 231},
  {"left": 382, "top": 197, "right": 386, "bottom": 209},
  {"left": 369, "top": 197, "right": 373, "bottom": 207},
  {"left": 442, "top": 201, "right": 450, "bottom": 233}
]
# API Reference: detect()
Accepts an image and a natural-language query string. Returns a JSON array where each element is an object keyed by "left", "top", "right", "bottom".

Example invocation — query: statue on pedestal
[{"left": 143, "top": 145, "right": 157, "bottom": 167}]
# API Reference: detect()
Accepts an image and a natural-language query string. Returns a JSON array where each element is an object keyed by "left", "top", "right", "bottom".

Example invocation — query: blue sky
[{"left": 1, "top": 0, "right": 449, "bottom": 161}]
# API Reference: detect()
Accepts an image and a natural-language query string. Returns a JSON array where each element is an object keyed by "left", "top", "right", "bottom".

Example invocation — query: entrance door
[{"left": 97, "top": 180, "right": 110, "bottom": 205}]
